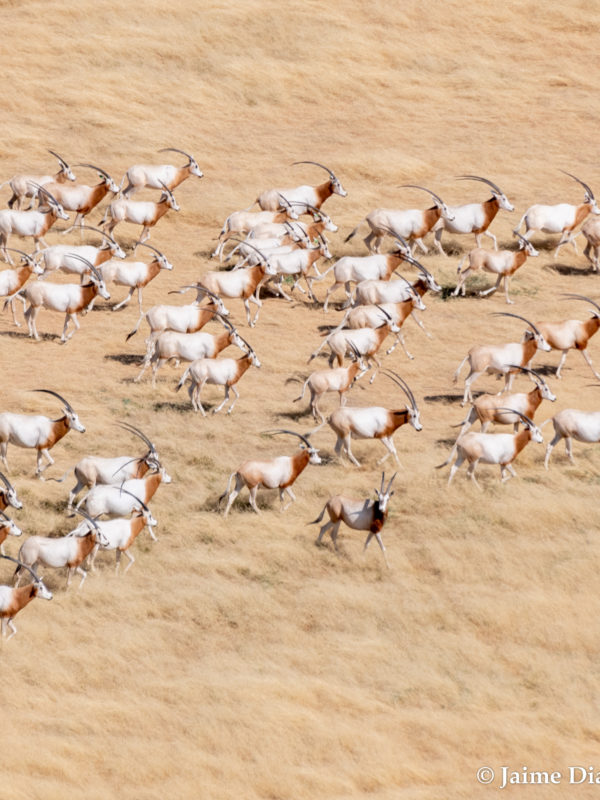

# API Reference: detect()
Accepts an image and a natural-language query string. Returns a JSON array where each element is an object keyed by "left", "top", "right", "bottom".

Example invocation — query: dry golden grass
[{"left": 2, "top": 1, "right": 600, "bottom": 798}]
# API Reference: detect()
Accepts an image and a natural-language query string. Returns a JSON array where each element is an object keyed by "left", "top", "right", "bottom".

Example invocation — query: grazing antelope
[
  {"left": 101, "top": 184, "right": 179, "bottom": 243},
  {"left": 15, "top": 510, "right": 108, "bottom": 590},
  {"left": 0, "top": 248, "right": 44, "bottom": 326},
  {"left": 219, "top": 430, "right": 321, "bottom": 517},
  {"left": 310, "top": 472, "right": 397, "bottom": 567},
  {"left": 436, "top": 410, "right": 544, "bottom": 487},
  {"left": 0, "top": 512, "right": 22, "bottom": 555},
  {"left": 61, "top": 422, "right": 160, "bottom": 511},
  {"left": 121, "top": 148, "right": 203, "bottom": 197},
  {"left": 135, "top": 314, "right": 246, "bottom": 387},
  {"left": 0, "top": 185, "right": 70, "bottom": 262},
  {"left": 453, "top": 312, "right": 552, "bottom": 406},
  {"left": 293, "top": 345, "right": 368, "bottom": 423},
  {"left": 535, "top": 294, "right": 600, "bottom": 380},
  {"left": 98, "top": 241, "right": 172, "bottom": 312},
  {"left": 36, "top": 226, "right": 126, "bottom": 281},
  {"left": 515, "top": 171, "right": 600, "bottom": 256},
  {"left": 582, "top": 216, "right": 600, "bottom": 271},
  {"left": 325, "top": 371, "right": 422, "bottom": 467},
  {"left": 18, "top": 256, "right": 110, "bottom": 342},
  {"left": 212, "top": 200, "right": 298, "bottom": 260},
  {"left": 543, "top": 407, "right": 600, "bottom": 468},
  {"left": 86, "top": 502, "right": 159, "bottom": 574},
  {"left": 346, "top": 185, "right": 453, "bottom": 254},
  {"left": 76, "top": 465, "right": 172, "bottom": 519},
  {"left": 0, "top": 471, "right": 22, "bottom": 512},
  {"left": 433, "top": 176, "right": 514, "bottom": 255},
  {"left": 0, "top": 389, "right": 85, "bottom": 477},
  {"left": 453, "top": 232, "right": 539, "bottom": 304},
  {"left": 44, "top": 163, "right": 120, "bottom": 230},
  {"left": 256, "top": 161, "right": 347, "bottom": 213},
  {"left": 0, "top": 555, "right": 52, "bottom": 639},
  {"left": 175, "top": 336, "right": 260, "bottom": 415},
  {"left": 1, "top": 150, "right": 75, "bottom": 210}
]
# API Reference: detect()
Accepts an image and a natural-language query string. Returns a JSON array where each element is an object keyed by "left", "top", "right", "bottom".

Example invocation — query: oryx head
[
  {"left": 508, "top": 365, "right": 556, "bottom": 403},
  {"left": 69, "top": 255, "right": 110, "bottom": 300},
  {"left": 0, "top": 510, "right": 21, "bottom": 538},
  {"left": 1, "top": 554, "right": 52, "bottom": 599},
  {"left": 48, "top": 149, "right": 76, "bottom": 182},
  {"left": 374, "top": 471, "right": 397, "bottom": 513},
  {"left": 267, "top": 429, "right": 322, "bottom": 464},
  {"left": 561, "top": 170, "right": 599, "bottom": 214},
  {"left": 4, "top": 247, "right": 44, "bottom": 276},
  {"left": 159, "top": 147, "right": 203, "bottom": 179},
  {"left": 79, "top": 226, "right": 126, "bottom": 259},
  {"left": 293, "top": 161, "right": 347, "bottom": 198},
  {"left": 457, "top": 175, "right": 514, "bottom": 212},
  {"left": 497, "top": 408, "right": 543, "bottom": 443},
  {"left": 159, "top": 182, "right": 180, "bottom": 211},
  {"left": 75, "top": 163, "right": 120, "bottom": 194},
  {"left": 134, "top": 241, "right": 173, "bottom": 270},
  {"left": 513, "top": 231, "right": 539, "bottom": 257}
]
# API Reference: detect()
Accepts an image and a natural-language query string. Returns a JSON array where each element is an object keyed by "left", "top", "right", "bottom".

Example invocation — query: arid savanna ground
[{"left": 2, "top": 2, "right": 600, "bottom": 798}]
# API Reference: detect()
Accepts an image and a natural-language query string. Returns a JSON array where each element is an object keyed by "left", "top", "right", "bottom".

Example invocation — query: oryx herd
[{"left": 1, "top": 148, "right": 600, "bottom": 638}]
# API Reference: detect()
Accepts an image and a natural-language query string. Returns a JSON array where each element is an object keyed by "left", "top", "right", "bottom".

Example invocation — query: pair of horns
[
  {"left": 292, "top": 161, "right": 339, "bottom": 181},
  {"left": 379, "top": 471, "right": 397, "bottom": 494},
  {"left": 48, "top": 150, "right": 71, "bottom": 170},
  {"left": 0, "top": 553, "right": 44, "bottom": 583},
  {"left": 560, "top": 170, "right": 595, "bottom": 200},
  {"left": 74, "top": 163, "right": 112, "bottom": 181},
  {"left": 63, "top": 253, "right": 103, "bottom": 284},
  {"left": 0, "top": 470, "right": 16, "bottom": 494},
  {"left": 264, "top": 428, "right": 314, "bottom": 450},
  {"left": 400, "top": 184, "right": 446, "bottom": 206},
  {"left": 382, "top": 370, "right": 418, "bottom": 410},
  {"left": 561, "top": 293, "right": 600, "bottom": 316},
  {"left": 75, "top": 224, "right": 120, "bottom": 246},
  {"left": 456, "top": 175, "right": 506, "bottom": 196},
  {"left": 32, "top": 388, "right": 75, "bottom": 414},
  {"left": 158, "top": 147, "right": 195, "bottom": 162},
  {"left": 493, "top": 311, "right": 543, "bottom": 337},
  {"left": 117, "top": 421, "right": 156, "bottom": 453}
]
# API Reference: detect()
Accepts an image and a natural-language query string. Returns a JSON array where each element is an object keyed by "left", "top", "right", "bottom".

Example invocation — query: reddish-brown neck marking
[
  {"left": 0, "top": 584, "right": 38, "bottom": 617},
  {"left": 123, "top": 514, "right": 146, "bottom": 550},
  {"left": 376, "top": 408, "right": 410, "bottom": 438},
  {"left": 313, "top": 181, "right": 335, "bottom": 208},
  {"left": 473, "top": 197, "right": 500, "bottom": 233},
  {"left": 38, "top": 416, "right": 70, "bottom": 450},
  {"left": 576, "top": 316, "right": 600, "bottom": 349},
  {"left": 280, "top": 450, "right": 311, "bottom": 488},
  {"left": 571, "top": 203, "right": 594, "bottom": 231}
]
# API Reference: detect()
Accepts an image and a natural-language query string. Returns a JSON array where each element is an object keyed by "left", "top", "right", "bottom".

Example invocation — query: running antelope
[
  {"left": 293, "top": 345, "right": 368, "bottom": 423},
  {"left": 0, "top": 248, "right": 44, "bottom": 326},
  {"left": 255, "top": 161, "right": 347, "bottom": 213},
  {"left": 36, "top": 226, "right": 125, "bottom": 281},
  {"left": 310, "top": 472, "right": 397, "bottom": 567},
  {"left": 0, "top": 555, "right": 52, "bottom": 639},
  {"left": 453, "top": 312, "right": 552, "bottom": 406},
  {"left": 98, "top": 241, "right": 172, "bottom": 312},
  {"left": 44, "top": 163, "right": 120, "bottom": 230},
  {"left": 515, "top": 171, "right": 600, "bottom": 256},
  {"left": 353, "top": 260, "right": 442, "bottom": 306},
  {"left": 18, "top": 256, "right": 110, "bottom": 342},
  {"left": 324, "top": 371, "right": 422, "bottom": 467},
  {"left": 101, "top": 184, "right": 180, "bottom": 244},
  {"left": 212, "top": 200, "right": 298, "bottom": 260},
  {"left": 543, "top": 407, "right": 600, "bottom": 468},
  {"left": 263, "top": 236, "right": 331, "bottom": 302},
  {"left": 433, "top": 176, "right": 514, "bottom": 255},
  {"left": 1, "top": 150, "right": 75, "bottom": 210},
  {"left": 85, "top": 501, "right": 159, "bottom": 574},
  {"left": 0, "top": 389, "right": 85, "bottom": 477},
  {"left": 175, "top": 336, "right": 260, "bottom": 415},
  {"left": 0, "top": 512, "right": 22, "bottom": 555},
  {"left": 219, "top": 430, "right": 321, "bottom": 517},
  {"left": 76, "top": 465, "right": 172, "bottom": 519},
  {"left": 0, "top": 185, "right": 70, "bottom": 262},
  {"left": 436, "top": 410, "right": 544, "bottom": 487},
  {"left": 453, "top": 232, "right": 539, "bottom": 304},
  {"left": 534, "top": 294, "right": 600, "bottom": 380},
  {"left": 121, "top": 148, "right": 203, "bottom": 197},
  {"left": 346, "top": 185, "right": 453, "bottom": 254}
]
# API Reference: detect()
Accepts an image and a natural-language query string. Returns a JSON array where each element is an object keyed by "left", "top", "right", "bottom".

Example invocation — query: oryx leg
[
  {"left": 316, "top": 519, "right": 335, "bottom": 546},
  {"left": 112, "top": 288, "right": 135, "bottom": 311},
  {"left": 555, "top": 350, "right": 569, "bottom": 379},
  {"left": 222, "top": 474, "right": 245, "bottom": 518},
  {"left": 213, "top": 386, "right": 232, "bottom": 415},
  {"left": 62, "top": 312, "right": 80, "bottom": 342},
  {"left": 580, "top": 348, "right": 600, "bottom": 381},
  {"left": 363, "top": 531, "right": 390, "bottom": 568},
  {"left": 121, "top": 549, "right": 136, "bottom": 574},
  {"left": 479, "top": 275, "right": 502, "bottom": 298},
  {"left": 377, "top": 435, "right": 401, "bottom": 467},
  {"left": 410, "top": 311, "right": 432, "bottom": 338},
  {"left": 465, "top": 458, "right": 482, "bottom": 489},
  {"left": 36, "top": 448, "right": 54, "bottom": 477},
  {"left": 280, "top": 486, "right": 296, "bottom": 512},
  {"left": 25, "top": 305, "right": 41, "bottom": 339},
  {"left": 193, "top": 381, "right": 207, "bottom": 416}
]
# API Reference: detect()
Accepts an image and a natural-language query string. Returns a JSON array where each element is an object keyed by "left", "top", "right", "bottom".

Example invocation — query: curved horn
[
  {"left": 506, "top": 364, "right": 547, "bottom": 385},
  {"left": 0, "top": 553, "right": 44, "bottom": 583},
  {"left": 264, "top": 428, "right": 314, "bottom": 450},
  {"left": 74, "top": 163, "right": 111, "bottom": 180},
  {"left": 561, "top": 293, "right": 600, "bottom": 316},
  {"left": 31, "top": 389, "right": 74, "bottom": 413},
  {"left": 117, "top": 486, "right": 150, "bottom": 512},
  {"left": 493, "top": 311, "right": 542, "bottom": 336},
  {"left": 158, "top": 181, "right": 175, "bottom": 198},
  {"left": 399, "top": 184, "right": 445, "bottom": 205},
  {"left": 228, "top": 237, "right": 268, "bottom": 265},
  {"left": 73, "top": 506, "right": 101, "bottom": 532},
  {"left": 66, "top": 253, "right": 102, "bottom": 283},
  {"left": 375, "top": 303, "right": 392, "bottom": 321},
  {"left": 292, "top": 161, "right": 336, "bottom": 180},
  {"left": 0, "top": 470, "right": 15, "bottom": 492},
  {"left": 385, "top": 472, "right": 398, "bottom": 494},
  {"left": 456, "top": 175, "right": 505, "bottom": 195},
  {"left": 117, "top": 421, "right": 156, "bottom": 452},
  {"left": 495, "top": 408, "right": 536, "bottom": 427},
  {"left": 30, "top": 183, "right": 60, "bottom": 206},
  {"left": 133, "top": 240, "right": 166, "bottom": 258},
  {"left": 378, "top": 225, "right": 411, "bottom": 253},
  {"left": 47, "top": 150, "right": 70, "bottom": 170},
  {"left": 560, "top": 170, "right": 594, "bottom": 200},
  {"left": 158, "top": 147, "right": 194, "bottom": 161},
  {"left": 382, "top": 369, "right": 417, "bottom": 410},
  {"left": 348, "top": 341, "right": 363, "bottom": 362},
  {"left": 3, "top": 247, "right": 34, "bottom": 265}
]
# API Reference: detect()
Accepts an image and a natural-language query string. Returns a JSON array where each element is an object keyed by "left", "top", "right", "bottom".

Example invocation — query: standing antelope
[
  {"left": 44, "top": 163, "right": 120, "bottom": 230},
  {"left": 345, "top": 185, "right": 453, "bottom": 254},
  {"left": 325, "top": 371, "right": 422, "bottom": 467},
  {"left": 121, "top": 148, "right": 203, "bottom": 197},
  {"left": 436, "top": 410, "right": 544, "bottom": 487},
  {"left": 311, "top": 472, "right": 397, "bottom": 567},
  {"left": 453, "top": 232, "right": 539, "bottom": 304},
  {"left": 256, "top": 161, "right": 347, "bottom": 213},
  {"left": 534, "top": 294, "right": 600, "bottom": 380},
  {"left": 175, "top": 336, "right": 261, "bottom": 415},
  {"left": 36, "top": 226, "right": 125, "bottom": 281},
  {"left": 433, "top": 176, "right": 514, "bottom": 255},
  {"left": 0, "top": 186, "right": 70, "bottom": 261},
  {"left": 101, "top": 184, "right": 179, "bottom": 243},
  {"left": 293, "top": 345, "right": 368, "bottom": 423},
  {"left": 76, "top": 465, "right": 172, "bottom": 518},
  {"left": 19, "top": 256, "right": 110, "bottom": 342},
  {"left": 515, "top": 171, "right": 600, "bottom": 256},
  {"left": 219, "top": 430, "right": 321, "bottom": 517},
  {"left": 0, "top": 248, "right": 44, "bottom": 326},
  {"left": 98, "top": 241, "right": 172, "bottom": 312},
  {"left": 0, "top": 390, "right": 85, "bottom": 477},
  {"left": 1, "top": 150, "right": 75, "bottom": 210},
  {"left": 543, "top": 407, "right": 600, "bottom": 468},
  {"left": 454, "top": 312, "right": 552, "bottom": 405},
  {"left": 0, "top": 555, "right": 52, "bottom": 639}
]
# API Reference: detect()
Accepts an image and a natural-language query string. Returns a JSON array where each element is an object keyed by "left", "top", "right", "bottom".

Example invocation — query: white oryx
[
  {"left": 0, "top": 555, "right": 52, "bottom": 639},
  {"left": 36, "top": 226, "right": 126, "bottom": 280},
  {"left": 0, "top": 186, "right": 70, "bottom": 262},
  {"left": 293, "top": 345, "right": 368, "bottom": 423},
  {"left": 98, "top": 241, "right": 172, "bottom": 312},
  {"left": 1, "top": 150, "right": 75, "bottom": 210},
  {"left": 101, "top": 184, "right": 180, "bottom": 243},
  {"left": 44, "top": 163, "right": 120, "bottom": 230},
  {"left": 121, "top": 148, "right": 203, "bottom": 197},
  {"left": 255, "top": 161, "right": 347, "bottom": 213},
  {"left": 534, "top": 294, "right": 600, "bottom": 380},
  {"left": 543, "top": 407, "right": 600, "bottom": 468},
  {"left": 76, "top": 465, "right": 172, "bottom": 519},
  {"left": 0, "top": 248, "right": 44, "bottom": 326},
  {"left": 0, "top": 512, "right": 22, "bottom": 556}
]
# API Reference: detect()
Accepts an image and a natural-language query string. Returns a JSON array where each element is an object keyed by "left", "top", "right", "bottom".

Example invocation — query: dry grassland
[{"left": 1, "top": 1, "right": 600, "bottom": 798}]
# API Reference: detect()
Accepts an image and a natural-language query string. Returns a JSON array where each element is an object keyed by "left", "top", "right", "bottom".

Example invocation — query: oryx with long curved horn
[
  {"left": 0, "top": 554, "right": 52, "bottom": 639},
  {"left": 255, "top": 161, "right": 347, "bottom": 215},
  {"left": 345, "top": 184, "right": 454, "bottom": 254},
  {"left": 0, "top": 149, "right": 75, "bottom": 211},
  {"left": 97, "top": 239, "right": 173, "bottom": 313},
  {"left": 323, "top": 370, "right": 422, "bottom": 467},
  {"left": 534, "top": 294, "right": 600, "bottom": 380},
  {"left": 453, "top": 311, "right": 552, "bottom": 406},
  {"left": 0, "top": 246, "right": 44, "bottom": 325},
  {"left": 101, "top": 181, "right": 180, "bottom": 243},
  {"left": 0, "top": 184, "right": 70, "bottom": 262},
  {"left": 311, "top": 471, "right": 397, "bottom": 567},
  {"left": 433, "top": 175, "right": 514, "bottom": 255},
  {"left": 0, "top": 389, "right": 85, "bottom": 477},
  {"left": 218, "top": 429, "right": 321, "bottom": 517},
  {"left": 36, "top": 225, "right": 126, "bottom": 281},
  {"left": 44, "top": 162, "right": 120, "bottom": 231},
  {"left": 515, "top": 170, "right": 600, "bottom": 257},
  {"left": 121, "top": 148, "right": 203, "bottom": 197},
  {"left": 16, "top": 253, "right": 110, "bottom": 341}
]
